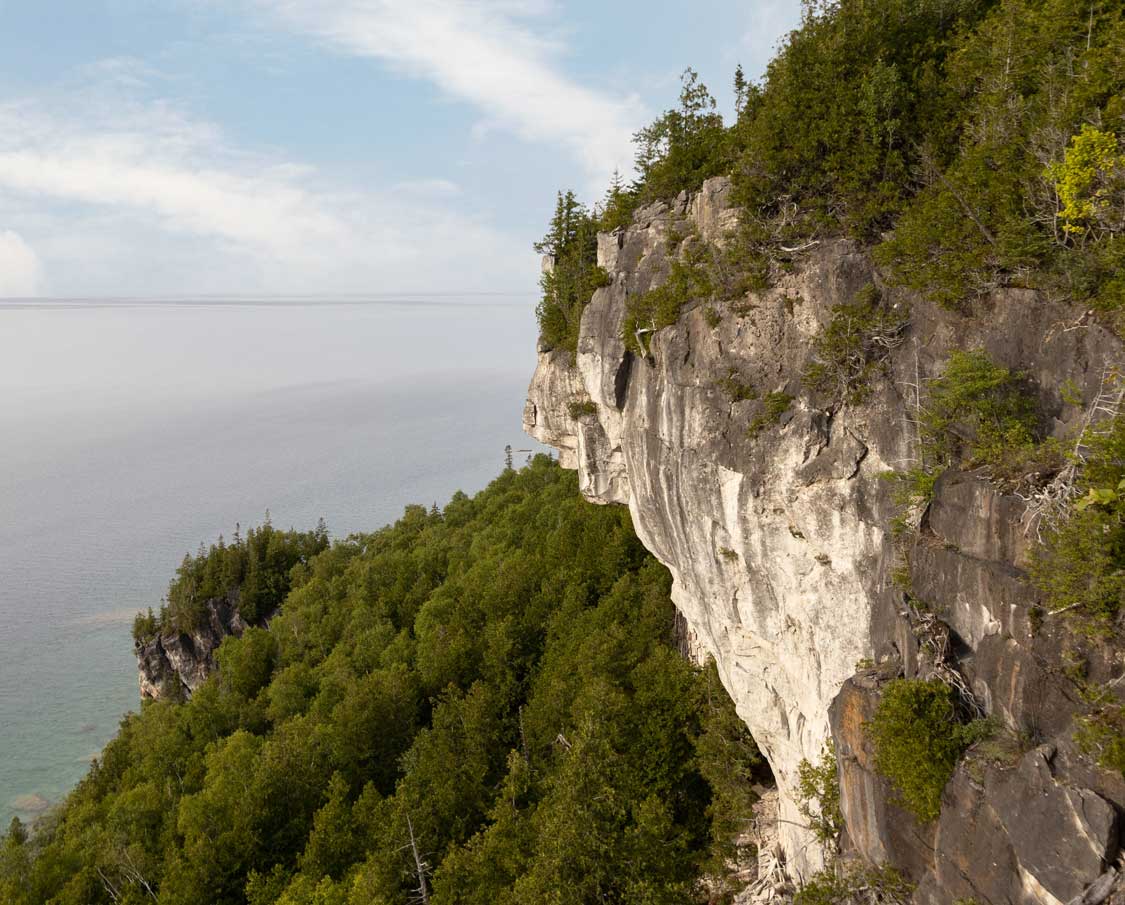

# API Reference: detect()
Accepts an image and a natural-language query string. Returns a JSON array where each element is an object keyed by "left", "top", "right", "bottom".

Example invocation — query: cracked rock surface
[{"left": 525, "top": 178, "right": 1125, "bottom": 899}]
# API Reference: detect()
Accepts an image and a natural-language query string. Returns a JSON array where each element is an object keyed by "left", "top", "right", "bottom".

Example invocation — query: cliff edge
[{"left": 525, "top": 177, "right": 1125, "bottom": 903}]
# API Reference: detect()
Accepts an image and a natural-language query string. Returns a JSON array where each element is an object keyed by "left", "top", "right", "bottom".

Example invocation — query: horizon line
[{"left": 0, "top": 290, "right": 533, "bottom": 302}]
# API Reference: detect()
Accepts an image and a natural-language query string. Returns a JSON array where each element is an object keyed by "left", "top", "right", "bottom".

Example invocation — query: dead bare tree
[
  {"left": 1019, "top": 363, "right": 1125, "bottom": 542},
  {"left": 405, "top": 814, "right": 431, "bottom": 905}
]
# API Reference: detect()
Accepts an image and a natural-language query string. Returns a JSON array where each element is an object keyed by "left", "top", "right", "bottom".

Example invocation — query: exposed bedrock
[
  {"left": 525, "top": 177, "right": 1125, "bottom": 900},
  {"left": 135, "top": 593, "right": 267, "bottom": 700}
]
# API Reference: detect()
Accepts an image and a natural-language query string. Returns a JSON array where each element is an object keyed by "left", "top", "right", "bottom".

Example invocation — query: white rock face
[{"left": 525, "top": 178, "right": 909, "bottom": 879}]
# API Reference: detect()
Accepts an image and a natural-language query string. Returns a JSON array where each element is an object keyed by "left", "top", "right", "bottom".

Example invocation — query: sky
[{"left": 0, "top": 0, "right": 802, "bottom": 298}]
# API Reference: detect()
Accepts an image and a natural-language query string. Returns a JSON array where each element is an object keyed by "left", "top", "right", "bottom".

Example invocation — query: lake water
[{"left": 0, "top": 296, "right": 544, "bottom": 825}]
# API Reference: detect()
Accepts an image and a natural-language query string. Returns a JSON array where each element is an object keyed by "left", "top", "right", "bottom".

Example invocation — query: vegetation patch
[
  {"left": 694, "top": 660, "right": 764, "bottom": 881},
  {"left": 919, "top": 350, "right": 1041, "bottom": 472},
  {"left": 748, "top": 392, "right": 794, "bottom": 438},
  {"left": 622, "top": 231, "right": 717, "bottom": 355},
  {"left": 631, "top": 68, "right": 733, "bottom": 211},
  {"left": 717, "top": 369, "right": 758, "bottom": 403},
  {"left": 1027, "top": 413, "right": 1125, "bottom": 634},
  {"left": 802, "top": 284, "right": 909, "bottom": 405},
  {"left": 796, "top": 741, "right": 842, "bottom": 847},
  {"left": 134, "top": 520, "right": 329, "bottom": 639},
  {"left": 868, "top": 679, "right": 990, "bottom": 822},
  {"left": 795, "top": 863, "right": 914, "bottom": 905},
  {"left": 567, "top": 399, "right": 598, "bottom": 419},
  {"left": 1075, "top": 696, "right": 1125, "bottom": 778}
]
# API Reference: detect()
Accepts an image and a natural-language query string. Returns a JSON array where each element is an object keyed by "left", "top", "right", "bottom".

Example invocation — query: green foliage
[
  {"left": 868, "top": 679, "right": 986, "bottom": 822},
  {"left": 874, "top": 0, "right": 1125, "bottom": 310},
  {"left": 730, "top": 0, "right": 984, "bottom": 244},
  {"left": 0, "top": 818, "right": 31, "bottom": 905},
  {"left": 1048, "top": 125, "right": 1125, "bottom": 241},
  {"left": 634, "top": 69, "right": 732, "bottom": 206},
  {"left": 567, "top": 399, "right": 598, "bottom": 419},
  {"left": 535, "top": 192, "right": 611, "bottom": 357},
  {"left": 717, "top": 369, "right": 758, "bottom": 403},
  {"left": 796, "top": 742, "right": 842, "bottom": 846},
  {"left": 1074, "top": 697, "right": 1125, "bottom": 777},
  {"left": 607, "top": 0, "right": 1124, "bottom": 314},
  {"left": 141, "top": 520, "right": 329, "bottom": 637},
  {"left": 599, "top": 169, "right": 639, "bottom": 233},
  {"left": 132, "top": 607, "right": 158, "bottom": 644},
  {"left": 920, "top": 350, "right": 1040, "bottom": 471},
  {"left": 795, "top": 863, "right": 914, "bottom": 905},
  {"left": 693, "top": 662, "right": 761, "bottom": 876},
  {"left": 10, "top": 458, "right": 763, "bottom": 905},
  {"left": 882, "top": 467, "right": 943, "bottom": 512},
  {"left": 1032, "top": 415, "right": 1125, "bottom": 625},
  {"left": 802, "top": 284, "right": 909, "bottom": 404},
  {"left": 748, "top": 392, "right": 794, "bottom": 437},
  {"left": 622, "top": 233, "right": 716, "bottom": 355}
]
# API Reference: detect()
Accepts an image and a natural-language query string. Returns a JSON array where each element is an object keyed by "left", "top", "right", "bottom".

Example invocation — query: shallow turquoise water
[{"left": 0, "top": 297, "right": 543, "bottom": 826}]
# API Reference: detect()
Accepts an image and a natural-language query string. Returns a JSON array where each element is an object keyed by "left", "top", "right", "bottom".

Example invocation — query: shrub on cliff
[
  {"left": 876, "top": 0, "right": 1125, "bottom": 313},
  {"left": 796, "top": 741, "right": 842, "bottom": 847},
  {"left": 7, "top": 458, "right": 765, "bottom": 905},
  {"left": 802, "top": 284, "right": 910, "bottom": 405},
  {"left": 795, "top": 862, "right": 913, "bottom": 905},
  {"left": 868, "top": 679, "right": 986, "bottom": 822},
  {"left": 1032, "top": 415, "right": 1125, "bottom": 627},
  {"left": 919, "top": 350, "right": 1041, "bottom": 472},
  {"left": 622, "top": 230, "right": 716, "bottom": 355}
]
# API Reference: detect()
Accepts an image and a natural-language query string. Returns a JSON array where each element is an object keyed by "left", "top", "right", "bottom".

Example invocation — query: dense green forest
[
  {"left": 537, "top": 0, "right": 1125, "bottom": 352},
  {"left": 1, "top": 458, "right": 762, "bottom": 905},
  {"left": 133, "top": 521, "right": 331, "bottom": 641}
]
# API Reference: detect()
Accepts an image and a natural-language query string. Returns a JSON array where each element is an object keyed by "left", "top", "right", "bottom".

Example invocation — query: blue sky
[{"left": 0, "top": 0, "right": 801, "bottom": 297}]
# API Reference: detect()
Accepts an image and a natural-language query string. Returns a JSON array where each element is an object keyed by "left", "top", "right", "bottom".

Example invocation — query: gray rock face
[
  {"left": 991, "top": 748, "right": 1117, "bottom": 901},
  {"left": 135, "top": 594, "right": 261, "bottom": 699},
  {"left": 524, "top": 176, "right": 1125, "bottom": 898},
  {"left": 922, "top": 747, "right": 1119, "bottom": 905}
]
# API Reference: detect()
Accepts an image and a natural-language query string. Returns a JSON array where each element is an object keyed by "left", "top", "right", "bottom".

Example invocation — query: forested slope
[{"left": 1, "top": 458, "right": 760, "bottom": 905}]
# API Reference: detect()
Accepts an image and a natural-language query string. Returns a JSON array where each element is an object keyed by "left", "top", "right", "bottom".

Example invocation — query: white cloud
[
  {"left": 0, "top": 102, "right": 343, "bottom": 257},
  {"left": 0, "top": 230, "right": 43, "bottom": 297},
  {"left": 0, "top": 90, "right": 531, "bottom": 295},
  {"left": 392, "top": 178, "right": 462, "bottom": 197},
  {"left": 253, "top": 0, "right": 644, "bottom": 180}
]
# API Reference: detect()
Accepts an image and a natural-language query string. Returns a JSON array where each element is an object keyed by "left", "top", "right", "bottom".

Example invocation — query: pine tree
[{"left": 734, "top": 64, "right": 747, "bottom": 112}]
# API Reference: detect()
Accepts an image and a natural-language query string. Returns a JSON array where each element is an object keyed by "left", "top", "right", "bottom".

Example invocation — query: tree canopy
[
  {"left": 537, "top": 0, "right": 1125, "bottom": 342},
  {"left": 3, "top": 457, "right": 762, "bottom": 905}
]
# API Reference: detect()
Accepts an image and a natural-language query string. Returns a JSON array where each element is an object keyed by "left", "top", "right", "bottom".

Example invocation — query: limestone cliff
[
  {"left": 135, "top": 593, "right": 266, "bottom": 700},
  {"left": 525, "top": 178, "right": 1125, "bottom": 903}
]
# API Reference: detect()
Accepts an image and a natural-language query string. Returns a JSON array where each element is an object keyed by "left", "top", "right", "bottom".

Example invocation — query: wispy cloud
[
  {"left": 252, "top": 0, "right": 644, "bottom": 179},
  {"left": 0, "top": 79, "right": 529, "bottom": 296},
  {"left": 0, "top": 113, "right": 344, "bottom": 256}
]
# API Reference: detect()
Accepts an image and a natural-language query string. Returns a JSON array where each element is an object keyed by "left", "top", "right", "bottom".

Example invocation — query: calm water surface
[{"left": 0, "top": 296, "right": 543, "bottom": 824}]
